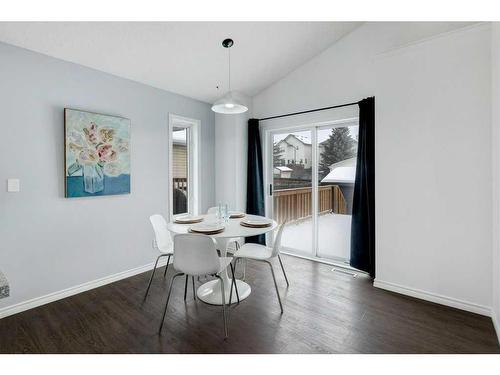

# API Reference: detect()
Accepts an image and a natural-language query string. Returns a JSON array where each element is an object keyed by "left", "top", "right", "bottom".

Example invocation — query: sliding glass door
[
  {"left": 271, "top": 130, "right": 314, "bottom": 257},
  {"left": 316, "top": 124, "right": 358, "bottom": 264},
  {"left": 267, "top": 120, "right": 358, "bottom": 265}
]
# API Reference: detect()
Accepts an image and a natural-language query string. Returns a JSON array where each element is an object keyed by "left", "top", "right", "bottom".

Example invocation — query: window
[{"left": 169, "top": 114, "right": 200, "bottom": 218}]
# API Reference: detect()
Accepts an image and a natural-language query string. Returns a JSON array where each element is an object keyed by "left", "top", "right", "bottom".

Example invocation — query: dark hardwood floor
[{"left": 0, "top": 255, "right": 498, "bottom": 353}]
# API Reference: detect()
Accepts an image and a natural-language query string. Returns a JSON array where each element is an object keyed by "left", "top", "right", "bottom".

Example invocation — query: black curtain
[
  {"left": 350, "top": 97, "right": 375, "bottom": 277},
  {"left": 246, "top": 118, "right": 266, "bottom": 245}
]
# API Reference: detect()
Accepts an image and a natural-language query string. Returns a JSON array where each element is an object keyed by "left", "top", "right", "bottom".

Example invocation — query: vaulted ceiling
[{"left": 0, "top": 22, "right": 362, "bottom": 103}]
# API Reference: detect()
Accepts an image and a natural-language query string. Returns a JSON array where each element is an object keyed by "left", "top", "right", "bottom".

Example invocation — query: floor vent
[{"left": 332, "top": 268, "right": 358, "bottom": 277}]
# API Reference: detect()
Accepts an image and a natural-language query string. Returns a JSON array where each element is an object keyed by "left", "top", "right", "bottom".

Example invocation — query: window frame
[
  {"left": 168, "top": 114, "right": 200, "bottom": 220},
  {"left": 262, "top": 116, "right": 359, "bottom": 263}
]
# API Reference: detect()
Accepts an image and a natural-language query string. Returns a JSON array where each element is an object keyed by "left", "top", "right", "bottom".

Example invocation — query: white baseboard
[
  {"left": 493, "top": 311, "right": 500, "bottom": 345},
  {"left": 0, "top": 257, "right": 170, "bottom": 319},
  {"left": 373, "top": 279, "right": 491, "bottom": 317}
]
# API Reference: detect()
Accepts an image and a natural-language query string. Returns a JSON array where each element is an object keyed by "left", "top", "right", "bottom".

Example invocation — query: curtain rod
[{"left": 257, "top": 100, "right": 360, "bottom": 122}]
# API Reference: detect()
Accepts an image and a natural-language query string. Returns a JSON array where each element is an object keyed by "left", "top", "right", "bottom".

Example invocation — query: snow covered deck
[{"left": 280, "top": 213, "right": 352, "bottom": 262}]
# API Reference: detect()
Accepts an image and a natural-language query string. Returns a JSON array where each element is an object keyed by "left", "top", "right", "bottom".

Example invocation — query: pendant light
[{"left": 211, "top": 38, "right": 248, "bottom": 114}]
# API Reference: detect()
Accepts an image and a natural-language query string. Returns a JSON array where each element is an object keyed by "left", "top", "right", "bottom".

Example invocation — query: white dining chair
[
  {"left": 232, "top": 221, "right": 289, "bottom": 313},
  {"left": 145, "top": 214, "right": 174, "bottom": 299},
  {"left": 159, "top": 233, "right": 239, "bottom": 338}
]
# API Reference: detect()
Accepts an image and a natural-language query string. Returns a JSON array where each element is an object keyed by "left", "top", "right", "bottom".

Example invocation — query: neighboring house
[
  {"left": 275, "top": 134, "right": 329, "bottom": 169},
  {"left": 172, "top": 136, "right": 187, "bottom": 179},
  {"left": 273, "top": 166, "right": 293, "bottom": 178},
  {"left": 275, "top": 134, "right": 312, "bottom": 168}
]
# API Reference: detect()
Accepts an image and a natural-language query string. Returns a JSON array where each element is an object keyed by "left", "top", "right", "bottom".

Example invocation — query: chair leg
[
  {"left": 265, "top": 261, "right": 284, "bottom": 314},
  {"left": 144, "top": 254, "right": 165, "bottom": 300},
  {"left": 215, "top": 275, "right": 228, "bottom": 338},
  {"left": 159, "top": 272, "right": 183, "bottom": 332},
  {"left": 229, "top": 262, "right": 240, "bottom": 304},
  {"left": 191, "top": 276, "right": 196, "bottom": 301},
  {"left": 184, "top": 275, "right": 189, "bottom": 301},
  {"left": 277, "top": 254, "right": 290, "bottom": 287},
  {"left": 163, "top": 255, "right": 171, "bottom": 277}
]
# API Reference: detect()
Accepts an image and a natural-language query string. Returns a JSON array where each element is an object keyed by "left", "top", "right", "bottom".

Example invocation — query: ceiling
[{"left": 0, "top": 22, "right": 361, "bottom": 103}]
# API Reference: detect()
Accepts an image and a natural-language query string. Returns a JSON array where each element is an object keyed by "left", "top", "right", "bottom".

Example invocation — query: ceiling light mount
[
  {"left": 212, "top": 38, "right": 248, "bottom": 115},
  {"left": 222, "top": 38, "right": 234, "bottom": 48}
]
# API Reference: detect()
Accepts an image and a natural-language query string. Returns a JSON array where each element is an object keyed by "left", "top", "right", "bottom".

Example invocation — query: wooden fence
[
  {"left": 273, "top": 185, "right": 347, "bottom": 225},
  {"left": 173, "top": 178, "right": 188, "bottom": 192}
]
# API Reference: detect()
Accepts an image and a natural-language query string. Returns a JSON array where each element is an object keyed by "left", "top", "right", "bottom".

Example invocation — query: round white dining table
[{"left": 167, "top": 214, "right": 277, "bottom": 305}]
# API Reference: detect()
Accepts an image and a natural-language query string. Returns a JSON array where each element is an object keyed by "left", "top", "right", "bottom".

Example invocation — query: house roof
[
  {"left": 321, "top": 157, "right": 357, "bottom": 184},
  {"left": 276, "top": 134, "right": 332, "bottom": 147},
  {"left": 274, "top": 166, "right": 293, "bottom": 172},
  {"left": 293, "top": 134, "right": 311, "bottom": 145},
  {"left": 276, "top": 134, "right": 312, "bottom": 147}
]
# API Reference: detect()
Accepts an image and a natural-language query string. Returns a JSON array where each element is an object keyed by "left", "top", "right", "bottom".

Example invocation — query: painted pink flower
[
  {"left": 97, "top": 144, "right": 117, "bottom": 163},
  {"left": 83, "top": 122, "right": 99, "bottom": 145}
]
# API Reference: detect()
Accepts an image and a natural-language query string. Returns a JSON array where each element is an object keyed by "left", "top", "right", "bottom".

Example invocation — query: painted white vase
[{"left": 83, "top": 164, "right": 104, "bottom": 194}]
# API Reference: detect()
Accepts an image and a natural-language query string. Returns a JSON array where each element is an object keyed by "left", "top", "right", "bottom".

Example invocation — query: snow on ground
[{"left": 281, "top": 213, "right": 351, "bottom": 262}]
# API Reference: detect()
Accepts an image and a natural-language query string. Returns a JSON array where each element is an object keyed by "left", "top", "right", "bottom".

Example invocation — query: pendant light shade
[
  {"left": 212, "top": 38, "right": 248, "bottom": 115},
  {"left": 211, "top": 91, "right": 248, "bottom": 114}
]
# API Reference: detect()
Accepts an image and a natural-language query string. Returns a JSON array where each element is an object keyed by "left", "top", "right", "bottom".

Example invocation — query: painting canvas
[{"left": 65, "top": 109, "right": 130, "bottom": 197}]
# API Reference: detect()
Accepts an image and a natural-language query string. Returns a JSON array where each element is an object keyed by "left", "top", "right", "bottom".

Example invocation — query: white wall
[
  {"left": 214, "top": 96, "right": 251, "bottom": 212},
  {"left": 253, "top": 22, "right": 493, "bottom": 315},
  {"left": 0, "top": 42, "right": 215, "bottom": 314},
  {"left": 492, "top": 22, "right": 500, "bottom": 340}
]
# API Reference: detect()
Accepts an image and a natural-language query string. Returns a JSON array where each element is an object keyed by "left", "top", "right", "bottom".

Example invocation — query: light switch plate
[{"left": 7, "top": 179, "right": 20, "bottom": 192}]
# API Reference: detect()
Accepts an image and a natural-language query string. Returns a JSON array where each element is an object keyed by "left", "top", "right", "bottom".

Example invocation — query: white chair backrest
[
  {"left": 271, "top": 220, "right": 287, "bottom": 258},
  {"left": 173, "top": 234, "right": 220, "bottom": 276},
  {"left": 207, "top": 206, "right": 218, "bottom": 215},
  {"left": 149, "top": 214, "right": 173, "bottom": 253}
]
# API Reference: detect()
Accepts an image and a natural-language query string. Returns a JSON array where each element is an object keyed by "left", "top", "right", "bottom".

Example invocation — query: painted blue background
[{"left": 66, "top": 175, "right": 130, "bottom": 197}]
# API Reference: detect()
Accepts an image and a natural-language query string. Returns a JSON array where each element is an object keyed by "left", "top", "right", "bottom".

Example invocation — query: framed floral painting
[{"left": 64, "top": 109, "right": 130, "bottom": 197}]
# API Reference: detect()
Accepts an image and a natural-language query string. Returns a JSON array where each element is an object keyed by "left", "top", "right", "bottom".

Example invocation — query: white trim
[
  {"left": 374, "top": 279, "right": 491, "bottom": 317},
  {"left": 0, "top": 258, "right": 170, "bottom": 320},
  {"left": 281, "top": 250, "right": 367, "bottom": 274},
  {"left": 493, "top": 311, "right": 500, "bottom": 345},
  {"left": 168, "top": 113, "right": 201, "bottom": 220},
  {"left": 311, "top": 128, "right": 318, "bottom": 257}
]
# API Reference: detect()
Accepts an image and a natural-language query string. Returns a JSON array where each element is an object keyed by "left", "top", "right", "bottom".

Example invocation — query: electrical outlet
[{"left": 7, "top": 179, "right": 20, "bottom": 192}]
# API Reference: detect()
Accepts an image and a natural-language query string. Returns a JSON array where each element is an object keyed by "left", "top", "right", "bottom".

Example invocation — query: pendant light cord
[{"left": 228, "top": 47, "right": 231, "bottom": 92}]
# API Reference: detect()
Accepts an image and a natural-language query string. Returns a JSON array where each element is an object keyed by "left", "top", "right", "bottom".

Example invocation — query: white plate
[
  {"left": 189, "top": 222, "right": 225, "bottom": 233},
  {"left": 229, "top": 211, "right": 246, "bottom": 218},
  {"left": 175, "top": 215, "right": 204, "bottom": 224},
  {"left": 240, "top": 218, "right": 272, "bottom": 226}
]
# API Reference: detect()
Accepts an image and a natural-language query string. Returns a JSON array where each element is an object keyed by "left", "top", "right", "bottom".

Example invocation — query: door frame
[{"left": 262, "top": 117, "right": 358, "bottom": 261}]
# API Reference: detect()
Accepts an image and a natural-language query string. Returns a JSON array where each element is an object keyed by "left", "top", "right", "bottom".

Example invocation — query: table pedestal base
[{"left": 197, "top": 279, "right": 251, "bottom": 305}]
